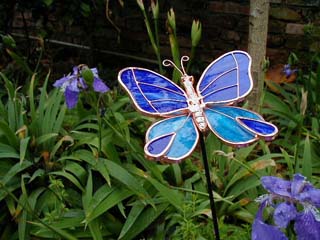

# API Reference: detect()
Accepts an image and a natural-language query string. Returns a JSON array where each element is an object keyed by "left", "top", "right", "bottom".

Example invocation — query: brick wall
[{"left": 8, "top": 0, "right": 320, "bottom": 69}]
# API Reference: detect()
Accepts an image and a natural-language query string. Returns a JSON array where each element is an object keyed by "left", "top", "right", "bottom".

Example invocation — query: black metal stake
[{"left": 199, "top": 132, "right": 220, "bottom": 240}]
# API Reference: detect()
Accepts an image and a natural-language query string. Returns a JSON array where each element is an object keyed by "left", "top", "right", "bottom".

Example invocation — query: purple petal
[
  {"left": 291, "top": 174, "right": 320, "bottom": 207},
  {"left": 261, "top": 176, "right": 292, "bottom": 198},
  {"left": 284, "top": 64, "right": 290, "bottom": 69},
  {"left": 282, "top": 64, "right": 297, "bottom": 78},
  {"left": 53, "top": 76, "right": 70, "bottom": 88},
  {"left": 72, "top": 66, "right": 80, "bottom": 75},
  {"left": 273, "top": 202, "right": 298, "bottom": 228},
  {"left": 90, "top": 67, "right": 98, "bottom": 75},
  {"left": 68, "top": 79, "right": 80, "bottom": 92},
  {"left": 298, "top": 189, "right": 320, "bottom": 207},
  {"left": 93, "top": 77, "right": 109, "bottom": 93},
  {"left": 252, "top": 200, "right": 288, "bottom": 240},
  {"left": 291, "top": 174, "right": 307, "bottom": 196},
  {"left": 252, "top": 219, "right": 289, "bottom": 240},
  {"left": 294, "top": 210, "right": 320, "bottom": 240},
  {"left": 65, "top": 88, "right": 79, "bottom": 109},
  {"left": 79, "top": 77, "right": 88, "bottom": 89}
]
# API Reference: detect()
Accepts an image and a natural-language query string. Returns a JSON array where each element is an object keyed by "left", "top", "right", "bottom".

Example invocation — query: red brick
[
  {"left": 286, "top": 23, "right": 305, "bottom": 35},
  {"left": 209, "top": 1, "right": 249, "bottom": 15},
  {"left": 270, "top": 7, "right": 301, "bottom": 21}
]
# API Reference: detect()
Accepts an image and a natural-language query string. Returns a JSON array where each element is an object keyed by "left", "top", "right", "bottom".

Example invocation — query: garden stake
[
  {"left": 199, "top": 132, "right": 220, "bottom": 240},
  {"left": 118, "top": 51, "right": 278, "bottom": 239}
]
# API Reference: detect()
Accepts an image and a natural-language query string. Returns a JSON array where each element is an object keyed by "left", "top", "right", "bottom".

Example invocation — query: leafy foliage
[
  {"left": 0, "top": 59, "right": 276, "bottom": 239},
  {"left": 0, "top": 5, "right": 320, "bottom": 238}
]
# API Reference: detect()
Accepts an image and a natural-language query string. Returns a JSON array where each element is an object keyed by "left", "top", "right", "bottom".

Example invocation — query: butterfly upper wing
[
  {"left": 145, "top": 115, "right": 199, "bottom": 163},
  {"left": 197, "top": 51, "right": 253, "bottom": 106},
  {"left": 205, "top": 106, "right": 278, "bottom": 147},
  {"left": 118, "top": 67, "right": 188, "bottom": 116}
]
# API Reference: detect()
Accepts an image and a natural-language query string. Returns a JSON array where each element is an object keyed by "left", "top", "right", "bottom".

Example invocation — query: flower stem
[{"left": 97, "top": 95, "right": 103, "bottom": 156}]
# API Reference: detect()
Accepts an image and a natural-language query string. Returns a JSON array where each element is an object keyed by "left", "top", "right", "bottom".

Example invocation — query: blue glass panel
[
  {"left": 199, "top": 54, "right": 237, "bottom": 91},
  {"left": 147, "top": 115, "right": 198, "bottom": 161},
  {"left": 134, "top": 69, "right": 185, "bottom": 94},
  {"left": 152, "top": 100, "right": 188, "bottom": 112},
  {"left": 147, "top": 133, "right": 174, "bottom": 155},
  {"left": 140, "top": 83, "right": 186, "bottom": 101},
  {"left": 213, "top": 106, "right": 263, "bottom": 120},
  {"left": 236, "top": 53, "right": 252, "bottom": 96},
  {"left": 120, "top": 69, "right": 157, "bottom": 113},
  {"left": 239, "top": 118, "right": 277, "bottom": 135},
  {"left": 198, "top": 51, "right": 252, "bottom": 104},
  {"left": 203, "top": 85, "right": 237, "bottom": 103},
  {"left": 201, "top": 64, "right": 237, "bottom": 97},
  {"left": 119, "top": 68, "right": 188, "bottom": 115},
  {"left": 205, "top": 108, "right": 256, "bottom": 145}
]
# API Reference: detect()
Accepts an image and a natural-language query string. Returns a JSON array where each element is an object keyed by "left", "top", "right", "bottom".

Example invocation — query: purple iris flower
[
  {"left": 53, "top": 66, "right": 109, "bottom": 109},
  {"left": 283, "top": 64, "right": 298, "bottom": 78},
  {"left": 252, "top": 174, "right": 320, "bottom": 240}
]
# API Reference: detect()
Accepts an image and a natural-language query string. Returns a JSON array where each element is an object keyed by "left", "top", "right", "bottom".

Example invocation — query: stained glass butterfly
[{"left": 118, "top": 51, "right": 278, "bottom": 163}]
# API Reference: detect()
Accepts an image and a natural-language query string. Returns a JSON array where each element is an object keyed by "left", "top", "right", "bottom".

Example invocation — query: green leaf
[
  {"left": 64, "top": 161, "right": 87, "bottom": 186},
  {"left": 88, "top": 219, "right": 103, "bottom": 240},
  {"left": 145, "top": 176, "right": 182, "bottom": 211},
  {"left": 28, "top": 73, "right": 37, "bottom": 120},
  {"left": 119, "top": 203, "right": 168, "bottom": 240},
  {"left": 227, "top": 176, "right": 261, "bottom": 200},
  {"left": 86, "top": 185, "right": 113, "bottom": 213},
  {"left": 226, "top": 158, "right": 276, "bottom": 194},
  {"left": 0, "top": 181, "right": 21, "bottom": 202},
  {"left": 1, "top": 161, "right": 32, "bottom": 185},
  {"left": 43, "top": 0, "right": 53, "bottom": 6},
  {"left": 36, "top": 73, "right": 50, "bottom": 129},
  {"left": 36, "top": 133, "right": 59, "bottom": 145},
  {"left": 83, "top": 169, "right": 93, "bottom": 210},
  {"left": 85, "top": 187, "right": 132, "bottom": 223},
  {"left": 171, "top": 163, "right": 182, "bottom": 185},
  {"left": 74, "top": 123, "right": 99, "bottom": 131},
  {"left": 0, "top": 120, "right": 19, "bottom": 149},
  {"left": 53, "top": 102, "right": 66, "bottom": 133},
  {"left": 29, "top": 169, "right": 45, "bottom": 183},
  {"left": 48, "top": 209, "right": 84, "bottom": 229},
  {"left": 50, "top": 135, "right": 74, "bottom": 159},
  {"left": 2, "top": 34, "right": 16, "bottom": 48},
  {"left": 103, "top": 142, "right": 121, "bottom": 164},
  {"left": 28, "top": 187, "right": 46, "bottom": 210},
  {"left": 95, "top": 159, "right": 111, "bottom": 186},
  {"left": 118, "top": 203, "right": 144, "bottom": 239},
  {"left": 50, "top": 171, "right": 85, "bottom": 192},
  {"left": 105, "top": 160, "right": 149, "bottom": 199},
  {"left": 28, "top": 221, "right": 78, "bottom": 240},
  {"left": 0, "top": 72, "right": 15, "bottom": 100},
  {"left": 18, "top": 185, "right": 28, "bottom": 240},
  {"left": 20, "top": 137, "right": 31, "bottom": 164},
  {"left": 73, "top": 150, "right": 97, "bottom": 166},
  {"left": 302, "top": 134, "right": 312, "bottom": 179},
  {"left": 6, "top": 49, "right": 32, "bottom": 75},
  {"left": 281, "top": 148, "right": 294, "bottom": 178},
  {"left": 0, "top": 143, "right": 19, "bottom": 159}
]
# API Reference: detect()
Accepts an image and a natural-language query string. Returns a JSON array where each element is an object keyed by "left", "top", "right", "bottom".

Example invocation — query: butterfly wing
[
  {"left": 118, "top": 67, "right": 188, "bottom": 116},
  {"left": 205, "top": 106, "right": 278, "bottom": 147},
  {"left": 145, "top": 115, "right": 199, "bottom": 163},
  {"left": 197, "top": 51, "right": 253, "bottom": 105}
]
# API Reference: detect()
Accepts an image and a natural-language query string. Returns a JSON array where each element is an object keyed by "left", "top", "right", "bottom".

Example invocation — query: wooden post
[{"left": 247, "top": 0, "right": 270, "bottom": 112}]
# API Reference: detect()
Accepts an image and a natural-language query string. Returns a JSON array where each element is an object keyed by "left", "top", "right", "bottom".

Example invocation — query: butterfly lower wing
[
  {"left": 205, "top": 106, "right": 278, "bottom": 147},
  {"left": 145, "top": 115, "right": 199, "bottom": 163},
  {"left": 118, "top": 67, "right": 188, "bottom": 116},
  {"left": 197, "top": 51, "right": 253, "bottom": 105}
]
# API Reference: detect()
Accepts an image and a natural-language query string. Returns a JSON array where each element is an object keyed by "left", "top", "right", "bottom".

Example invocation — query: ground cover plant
[{"left": 0, "top": 1, "right": 320, "bottom": 239}]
